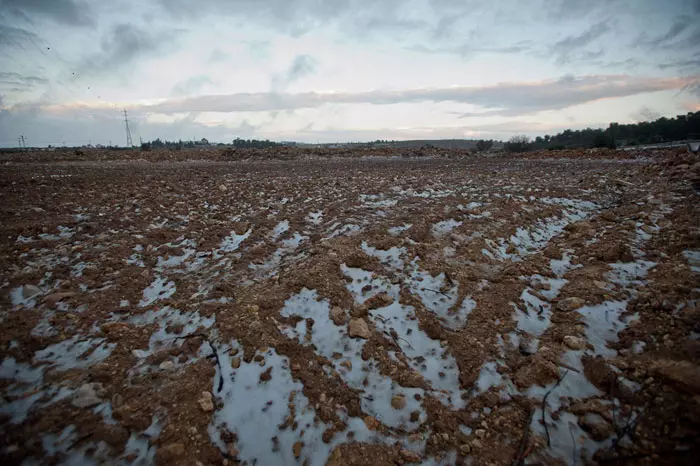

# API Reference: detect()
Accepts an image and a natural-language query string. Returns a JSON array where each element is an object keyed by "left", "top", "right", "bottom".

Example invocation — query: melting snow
[
  {"left": 279, "top": 289, "right": 426, "bottom": 429},
  {"left": 139, "top": 277, "right": 176, "bottom": 307}
]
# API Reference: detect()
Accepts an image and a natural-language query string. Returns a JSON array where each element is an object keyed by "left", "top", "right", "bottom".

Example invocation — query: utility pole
[
  {"left": 123, "top": 109, "right": 133, "bottom": 148},
  {"left": 20, "top": 135, "right": 26, "bottom": 151}
]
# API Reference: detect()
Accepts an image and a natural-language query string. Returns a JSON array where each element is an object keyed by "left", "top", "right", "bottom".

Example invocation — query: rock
[
  {"left": 391, "top": 394, "right": 406, "bottom": 410},
  {"left": 340, "top": 360, "right": 352, "bottom": 371},
  {"left": 21, "top": 284, "right": 41, "bottom": 299},
  {"left": 557, "top": 297, "right": 585, "bottom": 312},
  {"left": 364, "top": 415, "right": 380, "bottom": 430},
  {"left": 348, "top": 318, "right": 371, "bottom": 339},
  {"left": 156, "top": 443, "right": 186, "bottom": 463},
  {"left": 565, "top": 221, "right": 592, "bottom": 233},
  {"left": 519, "top": 337, "right": 538, "bottom": 355},
  {"left": 231, "top": 357, "right": 241, "bottom": 369},
  {"left": 293, "top": 441, "right": 303, "bottom": 458},
  {"left": 649, "top": 359, "right": 700, "bottom": 394},
  {"left": 94, "top": 424, "right": 129, "bottom": 447},
  {"left": 159, "top": 360, "right": 175, "bottom": 370},
  {"left": 198, "top": 391, "right": 214, "bottom": 412},
  {"left": 400, "top": 449, "right": 422, "bottom": 463},
  {"left": 350, "top": 304, "right": 369, "bottom": 318},
  {"left": 596, "top": 243, "right": 634, "bottom": 263},
  {"left": 364, "top": 292, "right": 394, "bottom": 310},
  {"left": 101, "top": 322, "right": 129, "bottom": 335},
  {"left": 329, "top": 307, "right": 347, "bottom": 326},
  {"left": 579, "top": 413, "right": 613, "bottom": 441},
  {"left": 72, "top": 383, "right": 102, "bottom": 408},
  {"left": 218, "top": 184, "right": 227, "bottom": 192},
  {"left": 474, "top": 429, "right": 485, "bottom": 438},
  {"left": 470, "top": 439, "right": 483, "bottom": 449},
  {"left": 45, "top": 292, "right": 75, "bottom": 307},
  {"left": 259, "top": 367, "right": 272, "bottom": 382},
  {"left": 563, "top": 335, "right": 586, "bottom": 350}
]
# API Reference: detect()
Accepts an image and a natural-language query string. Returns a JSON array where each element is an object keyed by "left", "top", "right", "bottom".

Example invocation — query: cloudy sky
[{"left": 0, "top": 0, "right": 699, "bottom": 146}]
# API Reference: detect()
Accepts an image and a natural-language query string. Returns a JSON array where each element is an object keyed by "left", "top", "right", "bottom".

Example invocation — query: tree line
[
  {"left": 141, "top": 137, "right": 280, "bottom": 150},
  {"left": 500, "top": 111, "right": 700, "bottom": 153}
]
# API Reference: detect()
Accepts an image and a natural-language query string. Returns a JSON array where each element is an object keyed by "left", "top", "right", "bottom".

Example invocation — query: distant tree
[
  {"left": 475, "top": 139, "right": 494, "bottom": 152},
  {"left": 505, "top": 135, "right": 531, "bottom": 153},
  {"left": 592, "top": 132, "right": 615, "bottom": 148}
]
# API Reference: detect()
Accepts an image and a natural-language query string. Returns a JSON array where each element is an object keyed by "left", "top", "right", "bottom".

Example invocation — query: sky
[{"left": 0, "top": 0, "right": 699, "bottom": 147}]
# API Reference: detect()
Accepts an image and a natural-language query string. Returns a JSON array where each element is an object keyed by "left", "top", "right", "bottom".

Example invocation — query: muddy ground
[{"left": 1, "top": 149, "right": 699, "bottom": 465}]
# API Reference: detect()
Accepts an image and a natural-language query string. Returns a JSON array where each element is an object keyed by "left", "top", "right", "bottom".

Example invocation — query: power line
[{"left": 124, "top": 109, "right": 133, "bottom": 147}]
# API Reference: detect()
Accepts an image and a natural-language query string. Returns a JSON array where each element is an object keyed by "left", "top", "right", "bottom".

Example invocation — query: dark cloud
[
  {"left": 80, "top": 24, "right": 177, "bottom": 74},
  {"left": 0, "top": 25, "right": 39, "bottom": 48},
  {"left": 646, "top": 16, "right": 692, "bottom": 46},
  {"left": 272, "top": 55, "right": 317, "bottom": 91},
  {"left": 658, "top": 59, "right": 700, "bottom": 71},
  {"left": 551, "top": 21, "right": 611, "bottom": 64},
  {"left": 158, "top": 0, "right": 415, "bottom": 38},
  {"left": 548, "top": 0, "right": 622, "bottom": 20},
  {"left": 0, "top": 72, "right": 48, "bottom": 90},
  {"left": 135, "top": 74, "right": 696, "bottom": 116},
  {"left": 2, "top": 0, "right": 94, "bottom": 27},
  {"left": 408, "top": 40, "right": 535, "bottom": 59}
]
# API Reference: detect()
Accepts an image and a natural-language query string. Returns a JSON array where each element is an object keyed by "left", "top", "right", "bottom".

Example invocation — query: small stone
[
  {"left": 72, "top": 383, "right": 102, "bottom": 408},
  {"left": 198, "top": 391, "right": 214, "bottom": 412},
  {"left": 459, "top": 444, "right": 471, "bottom": 455},
  {"left": 159, "top": 360, "right": 175, "bottom": 370},
  {"left": 329, "top": 307, "right": 347, "bottom": 326},
  {"left": 364, "top": 292, "right": 394, "bottom": 310},
  {"left": 259, "top": 367, "right": 273, "bottom": 382},
  {"left": 101, "top": 322, "right": 129, "bottom": 335},
  {"left": 400, "top": 449, "right": 422, "bottom": 463},
  {"left": 470, "top": 439, "right": 483, "bottom": 449},
  {"left": 247, "top": 304, "right": 260, "bottom": 313},
  {"left": 391, "top": 394, "right": 407, "bottom": 410},
  {"left": 475, "top": 429, "right": 485, "bottom": 438},
  {"left": 45, "top": 292, "right": 75, "bottom": 307},
  {"left": 218, "top": 184, "right": 227, "bottom": 192},
  {"left": 348, "top": 318, "right": 371, "bottom": 339},
  {"left": 579, "top": 413, "right": 613, "bottom": 441},
  {"left": 350, "top": 304, "right": 369, "bottom": 318},
  {"left": 293, "top": 441, "right": 303, "bottom": 458},
  {"left": 231, "top": 357, "right": 241, "bottom": 369},
  {"left": 557, "top": 297, "right": 585, "bottom": 312},
  {"left": 563, "top": 335, "right": 586, "bottom": 350},
  {"left": 340, "top": 360, "right": 352, "bottom": 371},
  {"left": 363, "top": 415, "right": 380, "bottom": 430},
  {"left": 21, "top": 284, "right": 41, "bottom": 299}
]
